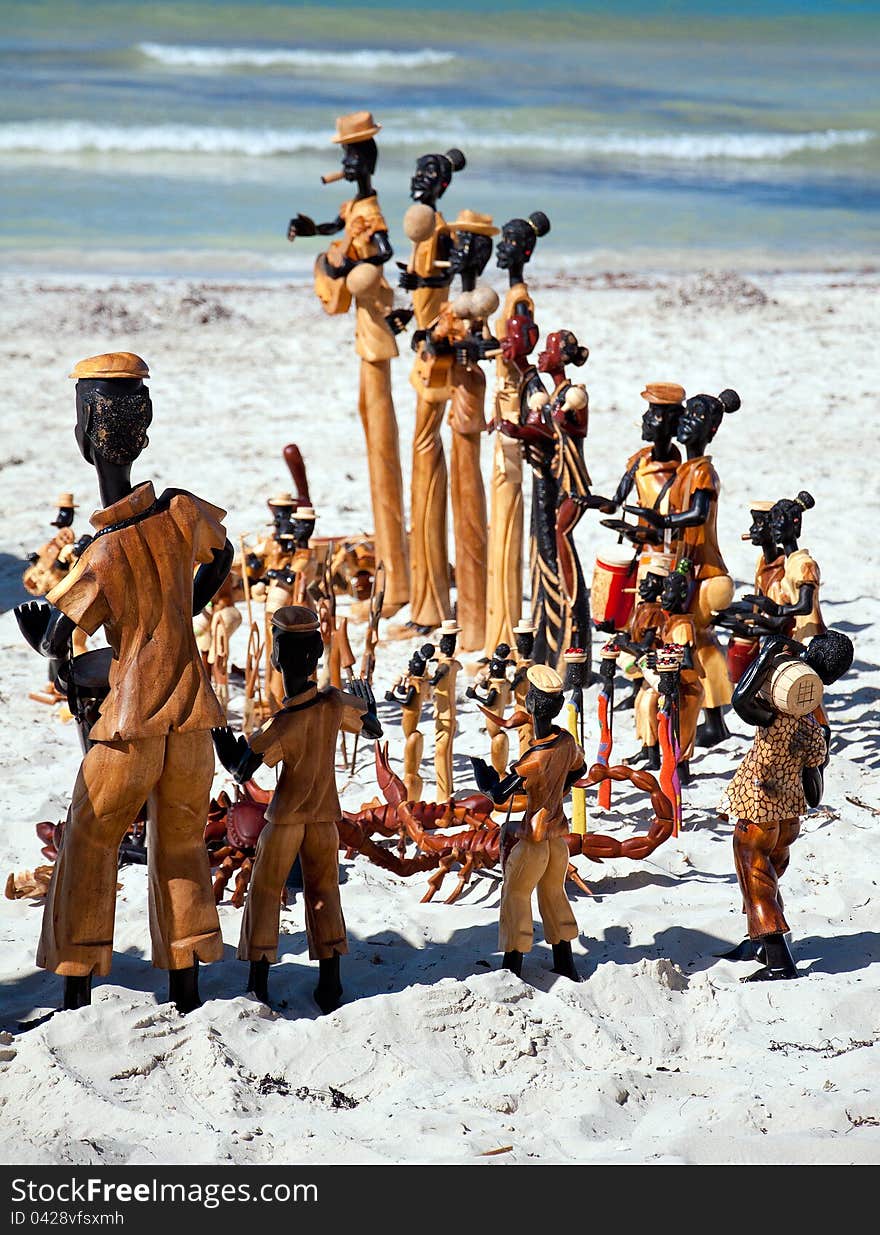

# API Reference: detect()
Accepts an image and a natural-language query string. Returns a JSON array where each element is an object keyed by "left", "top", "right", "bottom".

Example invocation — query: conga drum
[
  {"left": 591, "top": 547, "right": 638, "bottom": 631},
  {"left": 727, "top": 635, "right": 759, "bottom": 683},
  {"left": 761, "top": 658, "right": 824, "bottom": 718}
]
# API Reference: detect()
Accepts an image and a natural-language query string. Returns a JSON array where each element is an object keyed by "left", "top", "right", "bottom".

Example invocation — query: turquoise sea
[{"left": 1, "top": 1, "right": 878, "bottom": 274}]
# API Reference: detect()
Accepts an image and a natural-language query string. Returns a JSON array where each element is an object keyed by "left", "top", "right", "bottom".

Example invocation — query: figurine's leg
[
  {"left": 498, "top": 839, "right": 545, "bottom": 961},
  {"left": 36, "top": 736, "right": 165, "bottom": 982},
  {"left": 538, "top": 837, "right": 580, "bottom": 981},
  {"left": 409, "top": 394, "right": 450, "bottom": 629},
  {"left": 147, "top": 732, "right": 223, "bottom": 985},
  {"left": 237, "top": 821, "right": 305, "bottom": 999},
  {"left": 733, "top": 816, "right": 795, "bottom": 944},
  {"left": 450, "top": 429, "right": 488, "bottom": 652},
  {"left": 695, "top": 707, "right": 732, "bottom": 748},
  {"left": 485, "top": 434, "right": 523, "bottom": 653},
  {"left": 490, "top": 727, "right": 509, "bottom": 778},
  {"left": 404, "top": 730, "right": 424, "bottom": 801},
  {"left": 434, "top": 717, "right": 454, "bottom": 800},
  {"left": 300, "top": 821, "right": 347, "bottom": 1014},
  {"left": 677, "top": 676, "right": 704, "bottom": 764},
  {"left": 358, "top": 358, "right": 409, "bottom": 612}
]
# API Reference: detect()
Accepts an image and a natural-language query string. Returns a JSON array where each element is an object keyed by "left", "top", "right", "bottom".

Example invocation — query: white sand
[{"left": 0, "top": 267, "right": 878, "bottom": 1165}]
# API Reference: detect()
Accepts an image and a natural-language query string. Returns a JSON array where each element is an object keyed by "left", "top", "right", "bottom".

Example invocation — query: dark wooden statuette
[
  {"left": 14, "top": 352, "right": 234, "bottom": 1015},
  {"left": 212, "top": 605, "right": 382, "bottom": 1011}
]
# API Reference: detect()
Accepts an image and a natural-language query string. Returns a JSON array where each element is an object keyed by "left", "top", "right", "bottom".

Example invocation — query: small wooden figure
[
  {"left": 431, "top": 620, "right": 462, "bottom": 800},
  {"left": 510, "top": 619, "right": 535, "bottom": 756},
  {"left": 735, "top": 491, "right": 824, "bottom": 644},
  {"left": 399, "top": 149, "right": 466, "bottom": 632},
  {"left": 385, "top": 642, "right": 436, "bottom": 800},
  {"left": 213, "top": 605, "right": 382, "bottom": 1010},
  {"left": 720, "top": 629, "right": 852, "bottom": 980},
  {"left": 260, "top": 506, "right": 318, "bottom": 710},
  {"left": 625, "top": 389, "right": 740, "bottom": 748},
  {"left": 472, "top": 664, "right": 587, "bottom": 982},
  {"left": 287, "top": 110, "right": 409, "bottom": 612},
  {"left": 466, "top": 642, "right": 514, "bottom": 775},
  {"left": 15, "top": 352, "right": 234, "bottom": 1013},
  {"left": 485, "top": 211, "right": 550, "bottom": 653}
]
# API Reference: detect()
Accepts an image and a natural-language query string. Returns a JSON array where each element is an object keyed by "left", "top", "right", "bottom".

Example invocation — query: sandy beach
[{"left": 0, "top": 266, "right": 879, "bottom": 1166}]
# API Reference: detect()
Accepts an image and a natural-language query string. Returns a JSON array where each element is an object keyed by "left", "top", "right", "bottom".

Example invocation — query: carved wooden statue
[
  {"left": 472, "top": 664, "right": 586, "bottom": 982},
  {"left": 719, "top": 629, "right": 852, "bottom": 981},
  {"left": 213, "top": 605, "right": 382, "bottom": 1010},
  {"left": 287, "top": 110, "right": 409, "bottom": 613},
  {"left": 485, "top": 211, "right": 549, "bottom": 652},
  {"left": 431, "top": 620, "right": 462, "bottom": 799},
  {"left": 14, "top": 352, "right": 234, "bottom": 1014},
  {"left": 399, "top": 149, "right": 465, "bottom": 632},
  {"left": 467, "top": 643, "right": 514, "bottom": 775},
  {"left": 625, "top": 389, "right": 740, "bottom": 748},
  {"left": 385, "top": 643, "right": 435, "bottom": 800},
  {"left": 510, "top": 620, "right": 536, "bottom": 756}
]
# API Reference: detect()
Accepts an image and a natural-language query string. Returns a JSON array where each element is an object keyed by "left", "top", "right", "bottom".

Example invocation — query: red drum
[
  {"left": 591, "top": 548, "right": 638, "bottom": 631},
  {"left": 726, "top": 635, "right": 759, "bottom": 683}
]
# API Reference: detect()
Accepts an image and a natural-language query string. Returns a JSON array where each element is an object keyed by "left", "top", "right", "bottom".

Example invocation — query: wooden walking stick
[
  {"left": 563, "top": 648, "right": 588, "bottom": 835},
  {"left": 595, "top": 640, "right": 620, "bottom": 810},
  {"left": 655, "top": 644, "right": 684, "bottom": 836}
]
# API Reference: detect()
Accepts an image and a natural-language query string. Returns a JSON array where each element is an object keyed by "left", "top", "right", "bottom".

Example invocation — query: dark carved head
[
  {"left": 538, "top": 330, "right": 588, "bottom": 374},
  {"left": 677, "top": 388, "right": 740, "bottom": 449},
  {"left": 769, "top": 490, "right": 814, "bottom": 546},
  {"left": 496, "top": 211, "right": 550, "bottom": 271},
  {"left": 410, "top": 148, "right": 465, "bottom": 204},
  {"left": 341, "top": 138, "right": 378, "bottom": 180},
  {"left": 74, "top": 378, "right": 152, "bottom": 468},
  {"left": 449, "top": 229, "right": 493, "bottom": 279}
]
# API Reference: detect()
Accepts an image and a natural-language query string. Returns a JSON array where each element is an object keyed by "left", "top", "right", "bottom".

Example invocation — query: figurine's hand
[
  {"left": 397, "top": 268, "right": 420, "bottom": 291},
  {"left": 623, "top": 504, "right": 665, "bottom": 528},
  {"left": 350, "top": 677, "right": 382, "bottom": 738},
  {"left": 740, "top": 592, "right": 779, "bottom": 616},
  {"left": 465, "top": 685, "right": 477, "bottom": 700},
  {"left": 385, "top": 307, "right": 414, "bottom": 335},
  {"left": 288, "top": 213, "right": 317, "bottom": 241},
  {"left": 14, "top": 600, "right": 53, "bottom": 653},
  {"left": 211, "top": 727, "right": 252, "bottom": 779},
  {"left": 71, "top": 533, "right": 93, "bottom": 558}
]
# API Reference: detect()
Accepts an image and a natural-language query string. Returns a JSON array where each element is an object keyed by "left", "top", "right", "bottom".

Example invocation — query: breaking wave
[
  {"left": 136, "top": 41, "right": 457, "bottom": 70},
  {"left": 0, "top": 120, "right": 873, "bottom": 161}
]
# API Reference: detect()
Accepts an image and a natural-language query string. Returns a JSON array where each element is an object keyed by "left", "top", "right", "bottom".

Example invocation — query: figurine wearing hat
[
  {"left": 472, "top": 663, "right": 587, "bottom": 982},
  {"left": 213, "top": 605, "right": 382, "bottom": 1011},
  {"left": 431, "top": 620, "right": 462, "bottom": 799},
  {"left": 385, "top": 642, "right": 436, "bottom": 800},
  {"left": 467, "top": 642, "right": 515, "bottom": 775},
  {"left": 510, "top": 620, "right": 536, "bottom": 755},
  {"left": 287, "top": 110, "right": 409, "bottom": 614},
  {"left": 15, "top": 352, "right": 234, "bottom": 1013}
]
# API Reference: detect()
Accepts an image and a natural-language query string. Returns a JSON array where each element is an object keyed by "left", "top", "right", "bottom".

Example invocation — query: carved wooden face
[
  {"left": 768, "top": 501, "right": 802, "bottom": 545},
  {"left": 448, "top": 230, "right": 492, "bottom": 279},
  {"left": 410, "top": 154, "right": 450, "bottom": 203},
  {"left": 51, "top": 506, "right": 75, "bottom": 529},
  {"left": 747, "top": 508, "right": 773, "bottom": 545},
  {"left": 496, "top": 219, "right": 535, "bottom": 269},
  {"left": 537, "top": 331, "right": 565, "bottom": 373},
  {"left": 638, "top": 572, "right": 665, "bottom": 602},
  {"left": 515, "top": 632, "right": 535, "bottom": 659},
  {"left": 269, "top": 505, "right": 296, "bottom": 541},
  {"left": 340, "top": 139, "right": 377, "bottom": 181},
  {"left": 660, "top": 572, "right": 690, "bottom": 613},
  {"left": 641, "top": 401, "right": 679, "bottom": 444}
]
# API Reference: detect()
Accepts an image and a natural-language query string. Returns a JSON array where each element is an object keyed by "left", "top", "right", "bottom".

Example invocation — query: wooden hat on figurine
[
  {"left": 56, "top": 493, "right": 78, "bottom": 508},
  {"left": 526, "top": 664, "right": 564, "bottom": 694},
  {"left": 640, "top": 382, "right": 685, "bottom": 405},
  {"left": 69, "top": 352, "right": 150, "bottom": 381},
  {"left": 444, "top": 208, "right": 499, "bottom": 237},
  {"left": 512, "top": 620, "right": 536, "bottom": 635},
  {"left": 749, "top": 500, "right": 774, "bottom": 512},
  {"left": 332, "top": 111, "right": 382, "bottom": 144},
  {"left": 270, "top": 605, "right": 321, "bottom": 634},
  {"left": 267, "top": 492, "right": 297, "bottom": 507},
  {"left": 438, "top": 619, "right": 461, "bottom": 635}
]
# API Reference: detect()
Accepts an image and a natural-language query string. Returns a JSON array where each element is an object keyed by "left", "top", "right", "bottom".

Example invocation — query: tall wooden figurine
[
  {"left": 625, "top": 389, "right": 740, "bottom": 747},
  {"left": 467, "top": 642, "right": 514, "bottom": 775},
  {"left": 287, "top": 111, "right": 409, "bottom": 612},
  {"left": 385, "top": 643, "right": 435, "bottom": 799},
  {"left": 431, "top": 620, "right": 462, "bottom": 799},
  {"left": 485, "top": 211, "right": 550, "bottom": 652},
  {"left": 720, "top": 630, "right": 852, "bottom": 980},
  {"left": 472, "top": 665, "right": 586, "bottom": 982},
  {"left": 399, "top": 148, "right": 466, "bottom": 632},
  {"left": 14, "top": 353, "right": 234, "bottom": 1013},
  {"left": 213, "top": 606, "right": 382, "bottom": 1010}
]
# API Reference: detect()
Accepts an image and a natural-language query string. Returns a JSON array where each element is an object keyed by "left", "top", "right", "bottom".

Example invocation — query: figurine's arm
[
  {"left": 564, "top": 760, "right": 588, "bottom": 792},
  {"left": 626, "top": 489, "right": 712, "bottom": 530},
  {"left": 212, "top": 726, "right": 264, "bottom": 783},
  {"left": 193, "top": 539, "right": 234, "bottom": 614},
  {"left": 15, "top": 600, "right": 75, "bottom": 660},
  {"left": 287, "top": 213, "right": 344, "bottom": 242},
  {"left": 386, "top": 683, "right": 417, "bottom": 707},
  {"left": 471, "top": 757, "right": 524, "bottom": 803},
  {"left": 431, "top": 663, "right": 450, "bottom": 687},
  {"left": 345, "top": 678, "right": 383, "bottom": 739},
  {"left": 397, "top": 261, "right": 450, "bottom": 291}
]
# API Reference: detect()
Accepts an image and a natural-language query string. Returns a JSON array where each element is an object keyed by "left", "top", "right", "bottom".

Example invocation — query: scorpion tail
[{"left": 375, "top": 741, "right": 407, "bottom": 808}]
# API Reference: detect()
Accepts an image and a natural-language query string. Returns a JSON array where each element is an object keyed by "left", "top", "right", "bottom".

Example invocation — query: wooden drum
[
  {"left": 726, "top": 635, "right": 759, "bottom": 683},
  {"left": 761, "top": 658, "right": 824, "bottom": 717},
  {"left": 591, "top": 547, "right": 638, "bottom": 631}
]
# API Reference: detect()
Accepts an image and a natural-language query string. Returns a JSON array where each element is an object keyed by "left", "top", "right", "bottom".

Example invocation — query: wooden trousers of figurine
[
  {"left": 733, "top": 817, "right": 799, "bottom": 938},
  {"left": 434, "top": 713, "right": 454, "bottom": 800},
  {"left": 238, "top": 819, "right": 347, "bottom": 962},
  {"left": 37, "top": 731, "right": 222, "bottom": 977},
  {"left": 358, "top": 359, "right": 410, "bottom": 611},
  {"left": 402, "top": 710, "right": 424, "bottom": 800},
  {"left": 409, "top": 394, "right": 451, "bottom": 628},
  {"left": 693, "top": 576, "right": 734, "bottom": 708},
  {"left": 487, "top": 716, "right": 509, "bottom": 778},
  {"left": 485, "top": 434, "right": 523, "bottom": 653},
  {"left": 449, "top": 370, "right": 488, "bottom": 651},
  {"left": 499, "top": 837, "right": 578, "bottom": 954}
]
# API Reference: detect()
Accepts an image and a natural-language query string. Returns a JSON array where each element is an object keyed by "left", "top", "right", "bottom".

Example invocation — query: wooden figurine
[
  {"left": 510, "top": 619, "right": 536, "bottom": 756},
  {"left": 14, "top": 352, "right": 234, "bottom": 1013},
  {"left": 485, "top": 211, "right": 550, "bottom": 652},
  {"left": 258, "top": 505, "right": 318, "bottom": 710},
  {"left": 213, "top": 605, "right": 382, "bottom": 1010},
  {"left": 719, "top": 500, "right": 781, "bottom": 685},
  {"left": 466, "top": 642, "right": 514, "bottom": 775},
  {"left": 625, "top": 389, "right": 740, "bottom": 748},
  {"left": 472, "top": 664, "right": 587, "bottom": 982},
  {"left": 734, "top": 491, "right": 825, "bottom": 644},
  {"left": 287, "top": 110, "right": 409, "bottom": 612},
  {"left": 385, "top": 642, "right": 436, "bottom": 800},
  {"left": 399, "top": 149, "right": 466, "bottom": 632},
  {"left": 503, "top": 329, "right": 606, "bottom": 670},
  {"left": 719, "top": 629, "right": 852, "bottom": 980},
  {"left": 431, "top": 619, "right": 462, "bottom": 799},
  {"left": 417, "top": 211, "right": 501, "bottom": 649}
]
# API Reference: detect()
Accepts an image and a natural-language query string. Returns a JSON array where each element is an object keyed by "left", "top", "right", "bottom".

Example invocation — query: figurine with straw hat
[{"left": 430, "top": 619, "right": 463, "bottom": 799}]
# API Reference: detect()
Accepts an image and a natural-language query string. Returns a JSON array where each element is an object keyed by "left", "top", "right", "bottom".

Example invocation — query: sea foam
[
  {"left": 137, "top": 42, "right": 456, "bottom": 70},
  {"left": 0, "top": 120, "right": 872, "bottom": 161}
]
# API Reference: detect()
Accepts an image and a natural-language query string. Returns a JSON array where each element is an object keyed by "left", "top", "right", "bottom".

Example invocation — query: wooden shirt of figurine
[
  {"left": 485, "top": 212, "right": 549, "bottom": 653},
  {"left": 290, "top": 111, "right": 408, "bottom": 611},
  {"left": 31, "top": 354, "right": 231, "bottom": 1002},
  {"left": 432, "top": 623, "right": 462, "bottom": 799}
]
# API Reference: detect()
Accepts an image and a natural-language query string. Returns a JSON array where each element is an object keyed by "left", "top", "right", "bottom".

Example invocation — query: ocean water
[{"left": 1, "top": 0, "right": 878, "bottom": 274}]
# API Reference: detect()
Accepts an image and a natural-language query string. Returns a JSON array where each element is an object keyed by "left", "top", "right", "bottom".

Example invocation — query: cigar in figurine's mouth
[
  {"left": 321, "top": 170, "right": 346, "bottom": 184},
  {"left": 740, "top": 532, "right": 755, "bottom": 540},
  {"left": 433, "top": 260, "right": 451, "bottom": 268}
]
